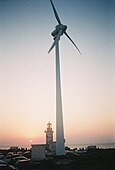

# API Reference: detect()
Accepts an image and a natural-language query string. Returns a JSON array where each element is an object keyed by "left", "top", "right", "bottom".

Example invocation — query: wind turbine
[{"left": 48, "top": 0, "right": 81, "bottom": 156}]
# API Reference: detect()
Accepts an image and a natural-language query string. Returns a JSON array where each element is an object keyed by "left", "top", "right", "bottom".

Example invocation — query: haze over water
[{"left": 0, "top": 143, "right": 115, "bottom": 151}]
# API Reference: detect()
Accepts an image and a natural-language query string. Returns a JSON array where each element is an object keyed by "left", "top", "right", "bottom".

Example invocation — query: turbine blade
[
  {"left": 48, "top": 29, "right": 62, "bottom": 53},
  {"left": 50, "top": 0, "right": 61, "bottom": 25},
  {"left": 64, "top": 32, "right": 81, "bottom": 55}
]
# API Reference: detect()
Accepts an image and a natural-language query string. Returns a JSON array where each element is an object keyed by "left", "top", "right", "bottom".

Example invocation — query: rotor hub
[
  {"left": 56, "top": 24, "right": 67, "bottom": 32},
  {"left": 51, "top": 24, "right": 67, "bottom": 38}
]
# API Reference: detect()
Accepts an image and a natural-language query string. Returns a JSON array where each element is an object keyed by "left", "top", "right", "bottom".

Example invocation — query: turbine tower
[{"left": 48, "top": 0, "right": 81, "bottom": 156}]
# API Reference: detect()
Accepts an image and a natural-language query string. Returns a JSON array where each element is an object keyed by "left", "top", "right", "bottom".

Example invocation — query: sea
[
  {"left": 0, "top": 143, "right": 115, "bottom": 150},
  {"left": 67, "top": 143, "right": 115, "bottom": 149}
]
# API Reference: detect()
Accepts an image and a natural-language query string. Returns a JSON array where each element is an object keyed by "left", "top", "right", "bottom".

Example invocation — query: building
[
  {"left": 10, "top": 146, "right": 18, "bottom": 151},
  {"left": 31, "top": 144, "right": 46, "bottom": 160},
  {"left": 44, "top": 122, "right": 53, "bottom": 151}
]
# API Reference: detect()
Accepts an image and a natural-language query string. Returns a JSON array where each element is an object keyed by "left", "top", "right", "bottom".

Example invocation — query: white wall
[{"left": 31, "top": 144, "right": 46, "bottom": 160}]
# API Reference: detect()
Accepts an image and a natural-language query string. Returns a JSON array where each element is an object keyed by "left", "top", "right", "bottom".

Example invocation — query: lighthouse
[{"left": 44, "top": 122, "right": 53, "bottom": 151}]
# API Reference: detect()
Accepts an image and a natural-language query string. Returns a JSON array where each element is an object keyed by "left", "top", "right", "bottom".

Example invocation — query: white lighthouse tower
[{"left": 44, "top": 122, "right": 53, "bottom": 151}]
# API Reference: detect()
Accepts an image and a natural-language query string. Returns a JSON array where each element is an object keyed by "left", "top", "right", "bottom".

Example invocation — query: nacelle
[
  {"left": 51, "top": 24, "right": 67, "bottom": 37},
  {"left": 56, "top": 24, "right": 67, "bottom": 32},
  {"left": 51, "top": 29, "right": 58, "bottom": 37}
]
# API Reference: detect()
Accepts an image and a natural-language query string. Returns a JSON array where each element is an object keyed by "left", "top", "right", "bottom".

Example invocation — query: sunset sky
[{"left": 0, "top": 0, "right": 115, "bottom": 148}]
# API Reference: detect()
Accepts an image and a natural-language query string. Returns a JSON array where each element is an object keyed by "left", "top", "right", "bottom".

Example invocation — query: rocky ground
[
  {"left": 37, "top": 149, "right": 115, "bottom": 170},
  {"left": 0, "top": 148, "right": 115, "bottom": 170}
]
